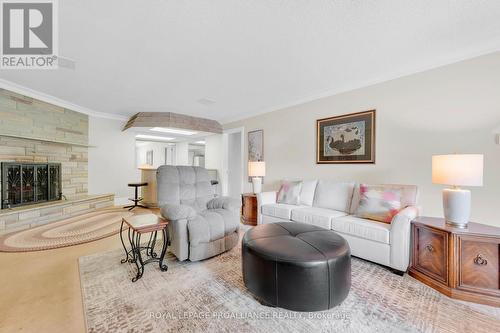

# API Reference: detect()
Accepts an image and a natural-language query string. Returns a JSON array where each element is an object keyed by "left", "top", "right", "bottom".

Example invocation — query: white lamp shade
[
  {"left": 248, "top": 161, "right": 266, "bottom": 177},
  {"left": 432, "top": 154, "right": 483, "bottom": 187}
]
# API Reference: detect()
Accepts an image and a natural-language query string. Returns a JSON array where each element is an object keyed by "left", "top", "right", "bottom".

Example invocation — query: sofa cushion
[
  {"left": 313, "top": 180, "right": 355, "bottom": 213},
  {"left": 291, "top": 207, "right": 347, "bottom": 229},
  {"left": 277, "top": 181, "right": 302, "bottom": 205},
  {"left": 261, "top": 203, "right": 306, "bottom": 220},
  {"left": 355, "top": 184, "right": 403, "bottom": 223},
  {"left": 299, "top": 180, "right": 318, "bottom": 206},
  {"left": 331, "top": 215, "right": 391, "bottom": 244}
]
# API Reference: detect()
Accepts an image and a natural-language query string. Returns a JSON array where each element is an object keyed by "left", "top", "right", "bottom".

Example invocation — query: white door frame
[{"left": 222, "top": 126, "right": 245, "bottom": 197}]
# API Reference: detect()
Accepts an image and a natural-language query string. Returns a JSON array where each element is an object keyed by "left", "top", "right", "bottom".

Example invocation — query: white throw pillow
[
  {"left": 277, "top": 181, "right": 302, "bottom": 205},
  {"left": 299, "top": 180, "right": 318, "bottom": 206},
  {"left": 313, "top": 180, "right": 356, "bottom": 212}
]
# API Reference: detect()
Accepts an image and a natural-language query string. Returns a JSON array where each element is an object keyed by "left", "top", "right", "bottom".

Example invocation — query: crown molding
[
  {"left": 221, "top": 45, "right": 500, "bottom": 125},
  {"left": 0, "top": 79, "right": 128, "bottom": 121}
]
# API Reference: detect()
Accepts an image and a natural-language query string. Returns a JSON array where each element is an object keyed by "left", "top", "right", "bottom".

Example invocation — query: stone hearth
[{"left": 0, "top": 194, "right": 114, "bottom": 234}]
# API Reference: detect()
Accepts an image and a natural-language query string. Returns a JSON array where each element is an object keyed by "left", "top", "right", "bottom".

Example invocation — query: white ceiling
[{"left": 1, "top": 0, "right": 500, "bottom": 123}]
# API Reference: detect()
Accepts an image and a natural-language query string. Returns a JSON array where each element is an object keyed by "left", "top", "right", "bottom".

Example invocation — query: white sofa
[{"left": 257, "top": 180, "right": 419, "bottom": 273}]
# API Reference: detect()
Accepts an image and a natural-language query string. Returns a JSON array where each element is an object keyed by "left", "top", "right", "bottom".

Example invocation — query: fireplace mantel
[{"left": 0, "top": 133, "right": 95, "bottom": 148}]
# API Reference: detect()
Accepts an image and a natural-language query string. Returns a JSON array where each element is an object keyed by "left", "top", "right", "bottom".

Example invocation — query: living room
[{"left": 0, "top": 1, "right": 499, "bottom": 332}]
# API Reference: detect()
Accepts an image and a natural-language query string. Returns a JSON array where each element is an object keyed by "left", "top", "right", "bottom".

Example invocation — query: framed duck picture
[{"left": 316, "top": 110, "right": 376, "bottom": 164}]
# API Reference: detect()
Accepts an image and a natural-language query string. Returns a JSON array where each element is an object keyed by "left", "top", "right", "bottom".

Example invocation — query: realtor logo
[{"left": 1, "top": 0, "right": 58, "bottom": 69}]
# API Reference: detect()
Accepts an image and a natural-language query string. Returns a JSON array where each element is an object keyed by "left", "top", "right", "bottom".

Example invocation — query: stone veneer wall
[{"left": 0, "top": 89, "right": 88, "bottom": 201}]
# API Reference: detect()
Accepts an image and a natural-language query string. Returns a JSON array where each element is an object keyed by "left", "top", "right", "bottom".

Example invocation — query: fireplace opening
[{"left": 1, "top": 162, "right": 62, "bottom": 209}]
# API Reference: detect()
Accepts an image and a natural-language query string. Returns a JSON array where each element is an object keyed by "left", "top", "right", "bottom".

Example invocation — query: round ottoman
[{"left": 242, "top": 222, "right": 351, "bottom": 311}]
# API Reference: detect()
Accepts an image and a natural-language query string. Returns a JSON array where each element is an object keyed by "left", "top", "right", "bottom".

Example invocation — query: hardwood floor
[{"left": 0, "top": 223, "right": 124, "bottom": 332}]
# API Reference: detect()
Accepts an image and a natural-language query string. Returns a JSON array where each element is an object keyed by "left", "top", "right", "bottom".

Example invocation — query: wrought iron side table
[{"left": 120, "top": 214, "right": 169, "bottom": 282}]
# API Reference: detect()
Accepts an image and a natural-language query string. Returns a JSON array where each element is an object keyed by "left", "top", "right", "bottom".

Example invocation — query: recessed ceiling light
[
  {"left": 150, "top": 127, "right": 197, "bottom": 135},
  {"left": 194, "top": 140, "right": 206, "bottom": 145},
  {"left": 136, "top": 134, "right": 174, "bottom": 141},
  {"left": 197, "top": 98, "right": 216, "bottom": 106}
]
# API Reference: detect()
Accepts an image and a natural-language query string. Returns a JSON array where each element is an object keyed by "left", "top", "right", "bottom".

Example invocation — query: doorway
[{"left": 223, "top": 127, "right": 244, "bottom": 199}]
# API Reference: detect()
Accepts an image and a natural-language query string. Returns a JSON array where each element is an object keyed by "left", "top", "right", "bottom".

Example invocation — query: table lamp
[
  {"left": 248, "top": 161, "right": 265, "bottom": 194},
  {"left": 432, "top": 154, "right": 484, "bottom": 228}
]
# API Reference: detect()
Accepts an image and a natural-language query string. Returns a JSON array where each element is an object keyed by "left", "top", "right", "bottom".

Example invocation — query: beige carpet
[
  {"left": 0, "top": 207, "right": 146, "bottom": 252},
  {"left": 79, "top": 233, "right": 500, "bottom": 333}
]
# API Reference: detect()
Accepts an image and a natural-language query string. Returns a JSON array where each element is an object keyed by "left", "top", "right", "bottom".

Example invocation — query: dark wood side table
[
  {"left": 120, "top": 214, "right": 169, "bottom": 282},
  {"left": 241, "top": 193, "right": 257, "bottom": 226},
  {"left": 409, "top": 217, "right": 500, "bottom": 307}
]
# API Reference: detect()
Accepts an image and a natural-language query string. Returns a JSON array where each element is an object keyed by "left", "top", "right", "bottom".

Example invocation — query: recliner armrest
[
  {"left": 207, "top": 196, "right": 241, "bottom": 212},
  {"left": 160, "top": 203, "right": 197, "bottom": 221},
  {"left": 256, "top": 191, "right": 277, "bottom": 224}
]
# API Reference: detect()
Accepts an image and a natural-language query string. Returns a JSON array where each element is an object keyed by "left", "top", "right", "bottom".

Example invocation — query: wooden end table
[
  {"left": 119, "top": 214, "right": 169, "bottom": 282},
  {"left": 241, "top": 193, "right": 257, "bottom": 226},
  {"left": 409, "top": 217, "right": 500, "bottom": 307}
]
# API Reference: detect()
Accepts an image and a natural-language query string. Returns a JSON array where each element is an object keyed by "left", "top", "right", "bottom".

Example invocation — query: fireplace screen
[{"left": 1, "top": 162, "right": 61, "bottom": 209}]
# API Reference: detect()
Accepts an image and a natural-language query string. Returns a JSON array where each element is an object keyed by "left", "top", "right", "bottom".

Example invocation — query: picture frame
[
  {"left": 248, "top": 129, "right": 264, "bottom": 162},
  {"left": 316, "top": 110, "right": 376, "bottom": 164},
  {"left": 248, "top": 129, "right": 264, "bottom": 182}
]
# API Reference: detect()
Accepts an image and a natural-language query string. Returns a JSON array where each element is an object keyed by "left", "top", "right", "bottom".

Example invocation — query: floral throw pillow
[
  {"left": 277, "top": 181, "right": 302, "bottom": 205},
  {"left": 355, "top": 184, "right": 402, "bottom": 223}
]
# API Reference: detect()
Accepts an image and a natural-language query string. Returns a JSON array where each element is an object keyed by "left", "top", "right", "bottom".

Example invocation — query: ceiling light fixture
[
  {"left": 194, "top": 140, "right": 206, "bottom": 145},
  {"left": 197, "top": 98, "right": 216, "bottom": 106},
  {"left": 150, "top": 127, "right": 197, "bottom": 135},
  {"left": 136, "top": 134, "right": 174, "bottom": 141}
]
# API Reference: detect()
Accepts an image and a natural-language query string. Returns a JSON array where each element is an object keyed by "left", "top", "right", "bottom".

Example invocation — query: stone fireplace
[
  {"left": 0, "top": 89, "right": 89, "bottom": 206},
  {"left": 1, "top": 162, "right": 62, "bottom": 209},
  {"left": 0, "top": 89, "right": 114, "bottom": 234}
]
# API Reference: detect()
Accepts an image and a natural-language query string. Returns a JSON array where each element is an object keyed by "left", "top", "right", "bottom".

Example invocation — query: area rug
[
  {"left": 0, "top": 207, "right": 145, "bottom": 252},
  {"left": 79, "top": 235, "right": 500, "bottom": 333}
]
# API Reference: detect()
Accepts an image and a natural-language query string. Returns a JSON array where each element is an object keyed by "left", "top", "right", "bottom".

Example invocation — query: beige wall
[
  {"left": 88, "top": 117, "right": 139, "bottom": 203},
  {"left": 225, "top": 52, "right": 500, "bottom": 226}
]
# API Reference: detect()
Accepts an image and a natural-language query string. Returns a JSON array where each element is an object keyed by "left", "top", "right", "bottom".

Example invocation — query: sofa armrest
[
  {"left": 207, "top": 196, "right": 241, "bottom": 213},
  {"left": 256, "top": 191, "right": 277, "bottom": 224},
  {"left": 390, "top": 206, "right": 420, "bottom": 271},
  {"left": 160, "top": 203, "right": 197, "bottom": 221},
  {"left": 257, "top": 191, "right": 277, "bottom": 206}
]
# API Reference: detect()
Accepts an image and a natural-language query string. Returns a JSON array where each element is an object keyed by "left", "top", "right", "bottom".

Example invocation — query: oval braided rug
[{"left": 0, "top": 208, "right": 137, "bottom": 252}]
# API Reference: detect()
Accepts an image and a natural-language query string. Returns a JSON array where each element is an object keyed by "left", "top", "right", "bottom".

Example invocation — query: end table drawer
[
  {"left": 413, "top": 225, "right": 448, "bottom": 284},
  {"left": 457, "top": 236, "right": 500, "bottom": 296}
]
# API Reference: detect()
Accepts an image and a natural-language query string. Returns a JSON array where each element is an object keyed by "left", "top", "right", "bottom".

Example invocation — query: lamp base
[
  {"left": 252, "top": 177, "right": 262, "bottom": 194},
  {"left": 443, "top": 188, "right": 471, "bottom": 228}
]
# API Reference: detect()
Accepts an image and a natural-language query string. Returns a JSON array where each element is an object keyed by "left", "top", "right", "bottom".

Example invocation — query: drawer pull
[
  {"left": 473, "top": 254, "right": 488, "bottom": 266},
  {"left": 425, "top": 244, "right": 434, "bottom": 252}
]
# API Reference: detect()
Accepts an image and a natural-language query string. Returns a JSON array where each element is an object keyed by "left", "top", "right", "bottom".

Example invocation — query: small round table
[{"left": 120, "top": 214, "right": 169, "bottom": 282}]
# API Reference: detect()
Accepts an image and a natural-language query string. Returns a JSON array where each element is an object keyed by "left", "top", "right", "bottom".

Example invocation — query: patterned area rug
[
  {"left": 0, "top": 207, "right": 143, "bottom": 252},
  {"left": 79, "top": 233, "right": 500, "bottom": 333}
]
